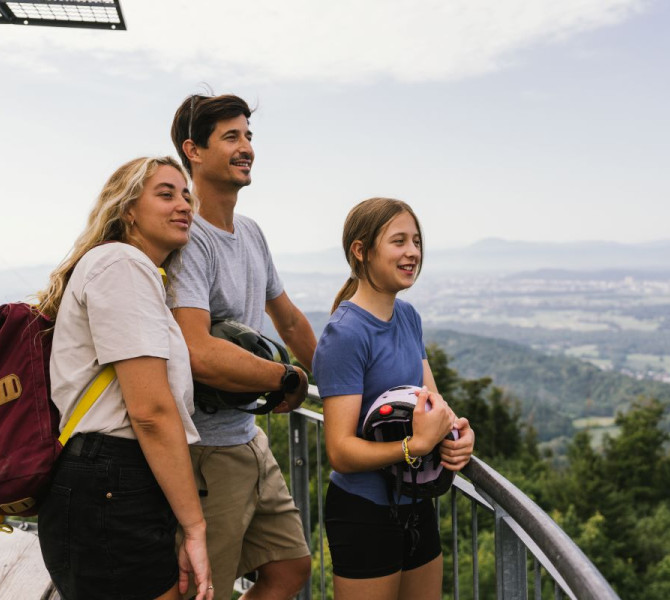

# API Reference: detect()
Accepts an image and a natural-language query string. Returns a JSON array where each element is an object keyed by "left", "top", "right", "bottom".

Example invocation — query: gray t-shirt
[{"left": 168, "top": 214, "right": 284, "bottom": 446}]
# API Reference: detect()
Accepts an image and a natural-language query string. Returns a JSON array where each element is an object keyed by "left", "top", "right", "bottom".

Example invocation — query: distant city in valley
[
  {"left": 412, "top": 270, "right": 670, "bottom": 384},
  {"left": 274, "top": 239, "right": 670, "bottom": 384},
  {"left": 3, "top": 239, "right": 669, "bottom": 385},
  {"left": 3, "top": 240, "right": 669, "bottom": 444},
  {"left": 282, "top": 263, "right": 670, "bottom": 444},
  {"left": 279, "top": 268, "right": 670, "bottom": 382}
]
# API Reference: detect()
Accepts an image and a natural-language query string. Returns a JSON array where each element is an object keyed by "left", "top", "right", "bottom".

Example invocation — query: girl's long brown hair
[{"left": 331, "top": 197, "right": 423, "bottom": 313}]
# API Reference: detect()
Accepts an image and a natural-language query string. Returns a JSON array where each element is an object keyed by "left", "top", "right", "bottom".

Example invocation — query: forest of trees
[
  {"left": 263, "top": 344, "right": 670, "bottom": 599},
  {"left": 425, "top": 343, "right": 670, "bottom": 599}
]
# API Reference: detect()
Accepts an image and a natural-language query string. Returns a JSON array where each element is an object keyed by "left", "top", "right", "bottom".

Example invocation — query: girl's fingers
[
  {"left": 414, "top": 386, "right": 429, "bottom": 412},
  {"left": 441, "top": 460, "right": 469, "bottom": 471}
]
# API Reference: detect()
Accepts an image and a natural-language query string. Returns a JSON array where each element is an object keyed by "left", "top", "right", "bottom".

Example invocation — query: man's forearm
[
  {"left": 278, "top": 313, "right": 316, "bottom": 372},
  {"left": 190, "top": 337, "right": 286, "bottom": 392}
]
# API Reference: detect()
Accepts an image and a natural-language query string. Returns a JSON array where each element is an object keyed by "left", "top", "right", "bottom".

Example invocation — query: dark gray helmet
[{"left": 194, "top": 320, "right": 289, "bottom": 415}]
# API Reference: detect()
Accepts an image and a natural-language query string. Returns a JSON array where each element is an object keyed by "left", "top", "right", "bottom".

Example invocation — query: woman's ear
[{"left": 122, "top": 207, "right": 136, "bottom": 228}]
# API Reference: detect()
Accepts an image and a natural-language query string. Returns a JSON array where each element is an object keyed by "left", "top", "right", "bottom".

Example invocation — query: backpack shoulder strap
[{"left": 58, "top": 364, "right": 116, "bottom": 446}]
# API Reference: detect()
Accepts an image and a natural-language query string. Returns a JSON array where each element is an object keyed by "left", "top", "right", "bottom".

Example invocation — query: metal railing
[{"left": 261, "top": 385, "right": 620, "bottom": 600}]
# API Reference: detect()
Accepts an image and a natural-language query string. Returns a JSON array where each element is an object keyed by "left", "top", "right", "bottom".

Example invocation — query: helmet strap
[
  {"left": 386, "top": 463, "right": 422, "bottom": 557},
  {"left": 405, "top": 468, "right": 421, "bottom": 556}
]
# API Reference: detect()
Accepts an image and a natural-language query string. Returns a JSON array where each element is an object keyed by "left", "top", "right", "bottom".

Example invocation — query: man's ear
[
  {"left": 351, "top": 240, "right": 364, "bottom": 262},
  {"left": 182, "top": 139, "right": 201, "bottom": 165}
]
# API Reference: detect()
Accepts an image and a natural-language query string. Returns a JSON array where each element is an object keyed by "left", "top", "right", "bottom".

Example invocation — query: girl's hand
[
  {"left": 439, "top": 417, "right": 475, "bottom": 471},
  {"left": 410, "top": 386, "right": 456, "bottom": 456}
]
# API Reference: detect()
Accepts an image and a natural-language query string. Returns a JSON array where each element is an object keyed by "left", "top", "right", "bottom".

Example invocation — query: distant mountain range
[
  {"left": 2, "top": 238, "right": 668, "bottom": 303},
  {"left": 505, "top": 268, "right": 670, "bottom": 281},
  {"left": 274, "top": 238, "right": 670, "bottom": 274}
]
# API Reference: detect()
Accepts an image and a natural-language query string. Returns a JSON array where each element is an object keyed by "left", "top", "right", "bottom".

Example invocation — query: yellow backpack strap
[
  {"left": 158, "top": 267, "right": 168, "bottom": 287},
  {"left": 58, "top": 365, "right": 116, "bottom": 446}
]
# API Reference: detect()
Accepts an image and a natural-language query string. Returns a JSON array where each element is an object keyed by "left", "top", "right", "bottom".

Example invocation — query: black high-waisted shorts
[
  {"left": 38, "top": 433, "right": 178, "bottom": 600},
  {"left": 325, "top": 482, "right": 442, "bottom": 579}
]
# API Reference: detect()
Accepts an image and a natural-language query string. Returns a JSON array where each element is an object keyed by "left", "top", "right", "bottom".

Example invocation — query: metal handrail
[
  {"left": 274, "top": 386, "right": 621, "bottom": 600},
  {"left": 461, "top": 457, "right": 620, "bottom": 599}
]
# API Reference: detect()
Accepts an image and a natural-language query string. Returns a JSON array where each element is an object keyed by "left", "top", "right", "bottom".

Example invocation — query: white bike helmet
[{"left": 362, "top": 385, "right": 458, "bottom": 499}]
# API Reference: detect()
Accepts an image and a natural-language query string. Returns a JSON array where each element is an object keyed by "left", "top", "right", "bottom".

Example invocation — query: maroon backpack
[{"left": 0, "top": 302, "right": 60, "bottom": 519}]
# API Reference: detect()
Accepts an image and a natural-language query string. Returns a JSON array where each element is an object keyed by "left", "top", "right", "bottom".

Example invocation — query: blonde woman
[{"left": 37, "top": 157, "right": 214, "bottom": 600}]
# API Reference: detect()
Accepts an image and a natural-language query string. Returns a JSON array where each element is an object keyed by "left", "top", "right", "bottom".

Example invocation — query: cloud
[{"left": 0, "top": 0, "right": 649, "bottom": 84}]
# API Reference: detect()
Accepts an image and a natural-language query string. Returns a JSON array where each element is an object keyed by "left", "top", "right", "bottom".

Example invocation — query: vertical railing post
[
  {"left": 289, "top": 411, "right": 312, "bottom": 600},
  {"left": 452, "top": 488, "right": 460, "bottom": 599},
  {"left": 472, "top": 500, "right": 480, "bottom": 600},
  {"left": 495, "top": 509, "right": 527, "bottom": 600},
  {"left": 495, "top": 507, "right": 528, "bottom": 600}
]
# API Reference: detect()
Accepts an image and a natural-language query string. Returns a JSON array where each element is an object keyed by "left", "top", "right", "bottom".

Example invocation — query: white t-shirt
[{"left": 50, "top": 243, "right": 199, "bottom": 443}]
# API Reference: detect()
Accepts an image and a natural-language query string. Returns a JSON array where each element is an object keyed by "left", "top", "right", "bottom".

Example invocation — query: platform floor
[{"left": 0, "top": 523, "right": 55, "bottom": 600}]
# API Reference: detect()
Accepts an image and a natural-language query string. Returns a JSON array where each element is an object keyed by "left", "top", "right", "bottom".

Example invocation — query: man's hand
[{"left": 272, "top": 366, "right": 309, "bottom": 413}]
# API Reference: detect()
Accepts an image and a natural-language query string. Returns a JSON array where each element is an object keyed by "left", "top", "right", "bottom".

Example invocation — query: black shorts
[
  {"left": 38, "top": 433, "right": 178, "bottom": 600},
  {"left": 325, "top": 482, "right": 442, "bottom": 579}
]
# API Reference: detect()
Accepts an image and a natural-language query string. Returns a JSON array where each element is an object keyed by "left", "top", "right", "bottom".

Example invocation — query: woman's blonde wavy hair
[{"left": 37, "top": 156, "right": 193, "bottom": 320}]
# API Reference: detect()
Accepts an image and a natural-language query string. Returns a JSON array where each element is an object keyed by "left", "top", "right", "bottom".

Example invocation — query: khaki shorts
[{"left": 179, "top": 427, "right": 310, "bottom": 598}]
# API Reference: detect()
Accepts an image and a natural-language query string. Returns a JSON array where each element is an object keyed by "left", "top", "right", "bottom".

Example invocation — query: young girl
[
  {"left": 37, "top": 157, "right": 214, "bottom": 600},
  {"left": 313, "top": 197, "right": 475, "bottom": 600}
]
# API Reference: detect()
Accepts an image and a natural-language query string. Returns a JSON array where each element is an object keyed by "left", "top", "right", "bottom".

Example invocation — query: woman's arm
[
  {"left": 323, "top": 388, "right": 455, "bottom": 473},
  {"left": 114, "top": 356, "right": 212, "bottom": 600}
]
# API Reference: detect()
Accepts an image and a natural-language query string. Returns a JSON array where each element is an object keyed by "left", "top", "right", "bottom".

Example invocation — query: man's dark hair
[{"left": 171, "top": 94, "right": 253, "bottom": 175}]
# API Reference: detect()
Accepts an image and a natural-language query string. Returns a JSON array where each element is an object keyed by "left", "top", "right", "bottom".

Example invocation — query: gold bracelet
[{"left": 402, "top": 436, "right": 422, "bottom": 468}]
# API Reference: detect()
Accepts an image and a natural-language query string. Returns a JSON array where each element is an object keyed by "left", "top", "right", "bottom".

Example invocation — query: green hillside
[
  {"left": 424, "top": 327, "right": 670, "bottom": 440},
  {"left": 294, "top": 312, "right": 670, "bottom": 441}
]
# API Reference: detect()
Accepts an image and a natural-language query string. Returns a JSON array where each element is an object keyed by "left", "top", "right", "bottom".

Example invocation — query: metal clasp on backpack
[
  {"left": 0, "top": 374, "right": 22, "bottom": 405},
  {"left": 0, "top": 496, "right": 36, "bottom": 515}
]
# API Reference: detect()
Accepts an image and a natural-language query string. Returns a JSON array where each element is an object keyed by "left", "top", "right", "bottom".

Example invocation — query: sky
[{"left": 0, "top": 0, "right": 668, "bottom": 272}]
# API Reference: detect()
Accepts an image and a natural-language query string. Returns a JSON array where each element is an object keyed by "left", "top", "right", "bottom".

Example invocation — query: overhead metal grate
[{"left": 0, "top": 0, "right": 126, "bottom": 30}]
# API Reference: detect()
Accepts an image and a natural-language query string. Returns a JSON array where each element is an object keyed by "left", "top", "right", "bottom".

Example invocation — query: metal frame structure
[{"left": 0, "top": 0, "right": 125, "bottom": 30}]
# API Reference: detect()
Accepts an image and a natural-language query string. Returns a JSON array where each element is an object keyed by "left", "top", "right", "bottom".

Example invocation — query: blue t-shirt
[{"left": 313, "top": 299, "right": 427, "bottom": 505}]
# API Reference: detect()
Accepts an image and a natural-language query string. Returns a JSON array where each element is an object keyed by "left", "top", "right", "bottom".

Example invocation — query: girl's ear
[{"left": 351, "top": 240, "right": 364, "bottom": 262}]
